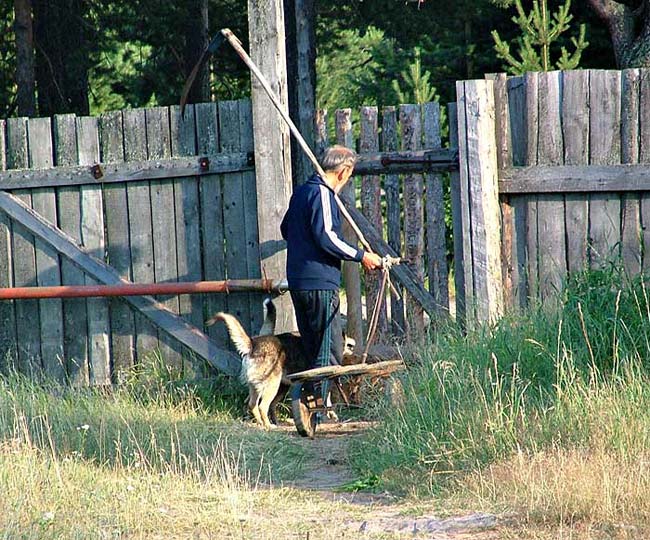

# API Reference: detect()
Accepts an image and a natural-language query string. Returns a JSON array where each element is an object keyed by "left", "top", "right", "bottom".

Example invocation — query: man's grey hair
[{"left": 320, "top": 145, "right": 357, "bottom": 173}]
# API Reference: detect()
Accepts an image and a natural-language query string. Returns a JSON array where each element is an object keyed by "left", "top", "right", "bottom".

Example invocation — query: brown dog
[{"left": 206, "top": 307, "right": 310, "bottom": 429}]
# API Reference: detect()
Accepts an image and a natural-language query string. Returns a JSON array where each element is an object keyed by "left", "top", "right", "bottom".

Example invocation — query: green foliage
[
  {"left": 0, "top": 5, "right": 15, "bottom": 118},
  {"left": 392, "top": 47, "right": 437, "bottom": 105},
  {"left": 491, "top": 0, "right": 589, "bottom": 74}
]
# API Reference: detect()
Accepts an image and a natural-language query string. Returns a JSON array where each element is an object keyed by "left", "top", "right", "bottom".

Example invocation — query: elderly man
[{"left": 280, "top": 145, "right": 382, "bottom": 412}]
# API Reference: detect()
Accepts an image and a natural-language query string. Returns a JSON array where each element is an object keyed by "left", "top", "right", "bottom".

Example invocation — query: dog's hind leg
[
  {"left": 258, "top": 376, "right": 282, "bottom": 430},
  {"left": 248, "top": 386, "right": 264, "bottom": 427},
  {"left": 269, "top": 384, "right": 290, "bottom": 425}
]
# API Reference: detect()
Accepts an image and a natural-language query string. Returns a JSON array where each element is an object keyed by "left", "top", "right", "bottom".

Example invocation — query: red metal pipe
[{"left": 0, "top": 279, "right": 287, "bottom": 300}]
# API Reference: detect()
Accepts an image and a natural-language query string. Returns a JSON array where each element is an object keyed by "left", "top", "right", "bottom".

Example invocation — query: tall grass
[
  {"left": 351, "top": 267, "right": 650, "bottom": 527},
  {"left": 0, "top": 360, "right": 319, "bottom": 538}
]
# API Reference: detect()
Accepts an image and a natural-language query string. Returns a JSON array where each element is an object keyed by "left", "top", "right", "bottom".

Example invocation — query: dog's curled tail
[{"left": 205, "top": 312, "right": 252, "bottom": 357}]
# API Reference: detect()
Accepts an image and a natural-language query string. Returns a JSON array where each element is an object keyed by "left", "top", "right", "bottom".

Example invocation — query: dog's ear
[{"left": 342, "top": 330, "right": 355, "bottom": 355}]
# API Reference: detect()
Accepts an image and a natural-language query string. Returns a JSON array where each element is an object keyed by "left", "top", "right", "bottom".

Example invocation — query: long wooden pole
[{"left": 221, "top": 28, "right": 375, "bottom": 255}]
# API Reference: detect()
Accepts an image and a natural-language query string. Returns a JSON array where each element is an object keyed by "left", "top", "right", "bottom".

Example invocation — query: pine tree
[
  {"left": 392, "top": 47, "right": 437, "bottom": 105},
  {"left": 491, "top": 0, "right": 588, "bottom": 75}
]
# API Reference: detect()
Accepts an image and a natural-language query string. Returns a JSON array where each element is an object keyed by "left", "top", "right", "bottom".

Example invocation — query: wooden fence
[
  {"left": 0, "top": 100, "right": 263, "bottom": 384},
  {"left": 454, "top": 69, "right": 650, "bottom": 323},
  {"left": 315, "top": 102, "right": 450, "bottom": 346},
  {"left": 0, "top": 98, "right": 450, "bottom": 385}
]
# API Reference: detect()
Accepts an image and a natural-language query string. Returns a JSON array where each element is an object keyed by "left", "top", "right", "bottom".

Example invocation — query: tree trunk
[
  {"left": 587, "top": 0, "right": 650, "bottom": 68},
  {"left": 183, "top": 0, "right": 210, "bottom": 104},
  {"left": 14, "top": 0, "right": 36, "bottom": 117},
  {"left": 33, "top": 0, "right": 89, "bottom": 116}
]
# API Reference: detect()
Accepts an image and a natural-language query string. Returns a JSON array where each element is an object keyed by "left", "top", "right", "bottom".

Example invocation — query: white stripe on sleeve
[{"left": 319, "top": 185, "right": 358, "bottom": 258}]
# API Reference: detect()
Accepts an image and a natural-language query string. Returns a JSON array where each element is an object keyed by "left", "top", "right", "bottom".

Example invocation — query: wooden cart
[{"left": 286, "top": 359, "right": 405, "bottom": 438}]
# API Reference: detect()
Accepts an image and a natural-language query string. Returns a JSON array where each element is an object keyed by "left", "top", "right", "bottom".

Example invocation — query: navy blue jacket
[{"left": 281, "top": 174, "right": 364, "bottom": 290}]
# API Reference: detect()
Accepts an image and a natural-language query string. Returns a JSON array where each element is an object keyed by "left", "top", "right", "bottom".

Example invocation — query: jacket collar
[{"left": 307, "top": 173, "right": 335, "bottom": 193}]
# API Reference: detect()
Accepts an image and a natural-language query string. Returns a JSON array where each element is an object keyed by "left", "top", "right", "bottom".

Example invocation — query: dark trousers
[{"left": 290, "top": 289, "right": 342, "bottom": 401}]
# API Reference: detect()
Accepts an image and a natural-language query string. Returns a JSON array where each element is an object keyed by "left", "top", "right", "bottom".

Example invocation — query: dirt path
[{"left": 276, "top": 420, "right": 502, "bottom": 539}]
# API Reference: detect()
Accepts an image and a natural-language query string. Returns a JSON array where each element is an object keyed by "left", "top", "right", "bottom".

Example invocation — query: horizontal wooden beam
[
  {"left": 0, "top": 190, "right": 241, "bottom": 377},
  {"left": 0, "top": 152, "right": 254, "bottom": 190},
  {"left": 500, "top": 164, "right": 650, "bottom": 194},
  {"left": 353, "top": 149, "right": 458, "bottom": 175}
]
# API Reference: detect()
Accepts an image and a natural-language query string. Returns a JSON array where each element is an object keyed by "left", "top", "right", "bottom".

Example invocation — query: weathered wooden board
[
  {"left": 639, "top": 69, "right": 650, "bottom": 271},
  {"left": 238, "top": 99, "right": 263, "bottom": 334},
  {"left": 247, "top": 0, "right": 294, "bottom": 334},
  {"left": 381, "top": 106, "right": 405, "bottom": 334},
  {"left": 0, "top": 152, "right": 253, "bottom": 190},
  {"left": 423, "top": 101, "right": 449, "bottom": 317},
  {"left": 400, "top": 104, "right": 425, "bottom": 332},
  {"left": 123, "top": 108, "right": 159, "bottom": 360},
  {"left": 219, "top": 100, "right": 251, "bottom": 336},
  {"left": 336, "top": 109, "right": 364, "bottom": 350},
  {"left": 536, "top": 71, "right": 566, "bottom": 301},
  {"left": 505, "top": 75, "right": 528, "bottom": 306},
  {"left": 589, "top": 70, "right": 622, "bottom": 267},
  {"left": 7, "top": 117, "right": 41, "bottom": 375},
  {"left": 146, "top": 106, "right": 182, "bottom": 370},
  {"left": 0, "top": 189, "right": 241, "bottom": 377},
  {"left": 621, "top": 69, "right": 641, "bottom": 275},
  {"left": 0, "top": 118, "right": 17, "bottom": 370},
  {"left": 455, "top": 82, "right": 476, "bottom": 320},
  {"left": 195, "top": 102, "right": 227, "bottom": 345},
  {"left": 448, "top": 102, "right": 466, "bottom": 323},
  {"left": 287, "top": 359, "right": 405, "bottom": 383},
  {"left": 524, "top": 72, "right": 539, "bottom": 300},
  {"left": 99, "top": 110, "right": 135, "bottom": 380},
  {"left": 457, "top": 80, "right": 503, "bottom": 324},
  {"left": 169, "top": 104, "right": 204, "bottom": 343},
  {"left": 360, "top": 106, "right": 387, "bottom": 334},
  {"left": 491, "top": 74, "right": 515, "bottom": 309},
  {"left": 54, "top": 114, "right": 89, "bottom": 385},
  {"left": 77, "top": 116, "right": 111, "bottom": 385}
]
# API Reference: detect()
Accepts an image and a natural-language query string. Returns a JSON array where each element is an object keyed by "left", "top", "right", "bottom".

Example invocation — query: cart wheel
[{"left": 291, "top": 383, "right": 318, "bottom": 438}]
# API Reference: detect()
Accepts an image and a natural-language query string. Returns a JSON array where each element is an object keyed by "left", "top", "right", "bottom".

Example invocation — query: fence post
[
  {"left": 248, "top": 0, "right": 295, "bottom": 333},
  {"left": 455, "top": 79, "right": 504, "bottom": 325},
  {"left": 336, "top": 109, "right": 364, "bottom": 351}
]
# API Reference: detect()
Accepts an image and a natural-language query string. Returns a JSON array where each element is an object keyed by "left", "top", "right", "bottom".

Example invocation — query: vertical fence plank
[
  {"left": 315, "top": 109, "right": 329, "bottom": 159},
  {"left": 169, "top": 104, "right": 203, "bottom": 345},
  {"left": 447, "top": 103, "right": 465, "bottom": 323},
  {"left": 360, "top": 106, "right": 387, "bottom": 336},
  {"left": 146, "top": 106, "right": 182, "bottom": 370},
  {"left": 524, "top": 72, "right": 539, "bottom": 300},
  {"left": 640, "top": 70, "right": 650, "bottom": 271},
  {"left": 589, "top": 70, "right": 622, "bottom": 267},
  {"left": 239, "top": 99, "right": 263, "bottom": 334},
  {"left": 492, "top": 74, "right": 515, "bottom": 310},
  {"left": 621, "top": 69, "right": 641, "bottom": 275},
  {"left": 77, "top": 116, "right": 111, "bottom": 384},
  {"left": 506, "top": 76, "right": 528, "bottom": 306},
  {"left": 335, "top": 109, "right": 364, "bottom": 349},
  {"left": 400, "top": 104, "right": 425, "bottom": 332},
  {"left": 124, "top": 108, "right": 159, "bottom": 361},
  {"left": 455, "top": 84, "right": 475, "bottom": 321},
  {"left": 219, "top": 101, "right": 251, "bottom": 333},
  {"left": 536, "top": 71, "right": 567, "bottom": 301},
  {"left": 54, "top": 114, "right": 89, "bottom": 385},
  {"left": 28, "top": 117, "right": 65, "bottom": 381},
  {"left": 196, "top": 102, "right": 227, "bottom": 345},
  {"left": 7, "top": 118, "right": 41, "bottom": 375},
  {"left": 99, "top": 111, "right": 135, "bottom": 381},
  {"left": 381, "top": 106, "right": 405, "bottom": 334},
  {"left": 424, "top": 101, "right": 449, "bottom": 318},
  {"left": 0, "top": 119, "right": 16, "bottom": 370},
  {"left": 562, "top": 70, "right": 590, "bottom": 274},
  {"left": 456, "top": 80, "right": 503, "bottom": 324}
]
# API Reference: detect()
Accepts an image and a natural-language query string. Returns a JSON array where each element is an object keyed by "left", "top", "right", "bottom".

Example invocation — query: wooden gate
[{"left": 0, "top": 101, "right": 260, "bottom": 384}]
